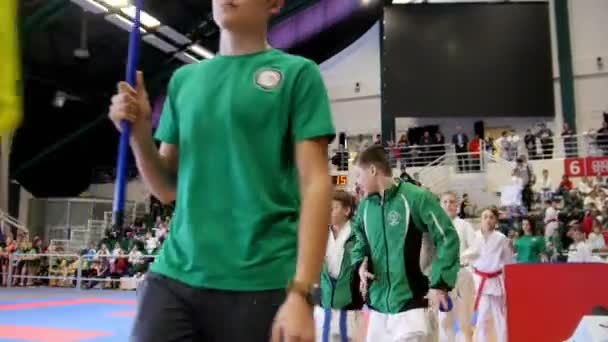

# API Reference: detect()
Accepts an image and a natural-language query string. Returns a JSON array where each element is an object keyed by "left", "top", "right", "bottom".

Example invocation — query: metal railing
[
  {"left": 0, "top": 210, "right": 28, "bottom": 232},
  {"left": 329, "top": 133, "right": 608, "bottom": 171},
  {"left": 491, "top": 133, "right": 608, "bottom": 161},
  {"left": 329, "top": 142, "right": 458, "bottom": 171},
  {"left": 0, "top": 209, "right": 28, "bottom": 238},
  {"left": 2, "top": 252, "right": 157, "bottom": 290}
]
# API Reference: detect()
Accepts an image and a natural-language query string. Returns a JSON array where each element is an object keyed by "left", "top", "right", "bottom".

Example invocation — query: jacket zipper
[{"left": 381, "top": 199, "right": 391, "bottom": 312}]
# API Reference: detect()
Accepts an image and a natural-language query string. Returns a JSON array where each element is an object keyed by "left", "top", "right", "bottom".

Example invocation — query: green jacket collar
[{"left": 368, "top": 179, "right": 404, "bottom": 203}]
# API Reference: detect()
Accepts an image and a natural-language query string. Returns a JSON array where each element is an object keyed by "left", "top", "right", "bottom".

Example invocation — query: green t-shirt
[
  {"left": 514, "top": 235, "right": 545, "bottom": 263},
  {"left": 151, "top": 49, "right": 335, "bottom": 290}
]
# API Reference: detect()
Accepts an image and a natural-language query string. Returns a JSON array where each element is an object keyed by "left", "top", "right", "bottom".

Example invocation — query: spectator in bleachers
[
  {"left": 1, "top": 236, "right": 16, "bottom": 286},
  {"left": 582, "top": 205, "right": 599, "bottom": 237},
  {"left": 397, "top": 134, "right": 410, "bottom": 167},
  {"left": 544, "top": 198, "right": 560, "bottom": 239},
  {"left": 373, "top": 134, "right": 382, "bottom": 145},
  {"left": 509, "top": 130, "right": 522, "bottom": 161},
  {"left": 512, "top": 156, "right": 535, "bottom": 211},
  {"left": 452, "top": 126, "right": 469, "bottom": 171},
  {"left": 110, "top": 242, "right": 122, "bottom": 274},
  {"left": 484, "top": 136, "right": 495, "bottom": 155},
  {"left": 558, "top": 175, "right": 573, "bottom": 192},
  {"left": 419, "top": 131, "right": 433, "bottom": 164},
  {"left": 86, "top": 257, "right": 111, "bottom": 289},
  {"left": 567, "top": 226, "right": 593, "bottom": 262},
  {"left": 128, "top": 245, "right": 144, "bottom": 276},
  {"left": 583, "top": 189, "right": 602, "bottom": 211},
  {"left": 514, "top": 217, "right": 547, "bottom": 263},
  {"left": 27, "top": 237, "right": 43, "bottom": 286},
  {"left": 595, "top": 175, "right": 607, "bottom": 189},
  {"left": 561, "top": 123, "right": 577, "bottom": 158},
  {"left": 578, "top": 176, "right": 594, "bottom": 195},
  {"left": 497, "top": 131, "right": 511, "bottom": 161},
  {"left": 536, "top": 169, "right": 553, "bottom": 203},
  {"left": 144, "top": 232, "right": 158, "bottom": 255},
  {"left": 596, "top": 121, "right": 608, "bottom": 155},
  {"left": 524, "top": 129, "right": 538, "bottom": 160},
  {"left": 537, "top": 123, "right": 554, "bottom": 159},
  {"left": 433, "top": 130, "right": 446, "bottom": 159},
  {"left": 587, "top": 219, "right": 606, "bottom": 251},
  {"left": 469, "top": 134, "right": 482, "bottom": 171},
  {"left": 83, "top": 242, "right": 96, "bottom": 262},
  {"left": 96, "top": 243, "right": 110, "bottom": 268},
  {"left": 459, "top": 193, "right": 474, "bottom": 218}
]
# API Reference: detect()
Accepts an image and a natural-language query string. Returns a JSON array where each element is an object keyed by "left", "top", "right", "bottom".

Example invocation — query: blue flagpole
[{"left": 113, "top": 0, "right": 143, "bottom": 234}]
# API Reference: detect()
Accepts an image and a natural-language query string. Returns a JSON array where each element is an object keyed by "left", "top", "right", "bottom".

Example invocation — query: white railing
[
  {"left": 0, "top": 209, "right": 28, "bottom": 236},
  {"left": 331, "top": 133, "right": 608, "bottom": 170},
  {"left": 3, "top": 252, "right": 157, "bottom": 290},
  {"left": 491, "top": 133, "right": 608, "bottom": 161}
]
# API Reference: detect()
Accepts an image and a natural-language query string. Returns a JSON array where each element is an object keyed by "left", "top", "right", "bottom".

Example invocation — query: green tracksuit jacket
[
  {"left": 351, "top": 180, "right": 460, "bottom": 314},
  {"left": 320, "top": 230, "right": 363, "bottom": 310}
]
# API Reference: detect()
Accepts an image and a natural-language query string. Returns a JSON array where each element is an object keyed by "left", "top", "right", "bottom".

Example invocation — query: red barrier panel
[{"left": 505, "top": 263, "right": 608, "bottom": 342}]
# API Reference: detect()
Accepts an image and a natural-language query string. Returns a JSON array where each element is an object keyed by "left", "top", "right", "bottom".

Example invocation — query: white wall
[
  {"left": 321, "top": 0, "right": 608, "bottom": 140},
  {"left": 568, "top": 0, "right": 608, "bottom": 132},
  {"left": 320, "top": 23, "right": 381, "bottom": 137}
]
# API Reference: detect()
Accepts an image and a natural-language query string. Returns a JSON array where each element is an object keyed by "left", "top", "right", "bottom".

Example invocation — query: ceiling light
[
  {"left": 121, "top": 6, "right": 161, "bottom": 29},
  {"left": 188, "top": 44, "right": 215, "bottom": 59},
  {"left": 143, "top": 35, "right": 177, "bottom": 53},
  {"left": 105, "top": 14, "right": 147, "bottom": 34},
  {"left": 70, "top": 0, "right": 108, "bottom": 14},
  {"left": 158, "top": 26, "right": 191, "bottom": 46},
  {"left": 98, "top": 0, "right": 130, "bottom": 8},
  {"left": 175, "top": 52, "right": 199, "bottom": 64},
  {"left": 53, "top": 91, "right": 67, "bottom": 108}
]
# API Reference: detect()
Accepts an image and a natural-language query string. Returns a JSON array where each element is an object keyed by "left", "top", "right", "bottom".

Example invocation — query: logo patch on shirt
[
  {"left": 387, "top": 210, "right": 401, "bottom": 226},
  {"left": 255, "top": 68, "right": 283, "bottom": 90}
]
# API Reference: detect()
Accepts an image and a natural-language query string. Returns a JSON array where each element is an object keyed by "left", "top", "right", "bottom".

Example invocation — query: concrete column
[{"left": 0, "top": 132, "right": 12, "bottom": 213}]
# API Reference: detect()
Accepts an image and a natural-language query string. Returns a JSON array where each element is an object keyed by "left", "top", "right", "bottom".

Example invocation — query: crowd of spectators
[
  {"left": 331, "top": 119, "right": 608, "bottom": 173},
  {"left": 499, "top": 168, "right": 608, "bottom": 263},
  {"left": 0, "top": 214, "right": 172, "bottom": 289}
]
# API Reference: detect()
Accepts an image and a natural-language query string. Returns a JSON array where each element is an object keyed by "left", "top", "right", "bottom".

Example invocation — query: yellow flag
[{"left": 0, "top": 0, "right": 22, "bottom": 133}]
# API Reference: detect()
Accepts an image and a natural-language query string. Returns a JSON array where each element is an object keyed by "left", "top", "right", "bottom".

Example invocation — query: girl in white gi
[
  {"left": 469, "top": 207, "right": 513, "bottom": 342},
  {"left": 438, "top": 192, "right": 477, "bottom": 342}
]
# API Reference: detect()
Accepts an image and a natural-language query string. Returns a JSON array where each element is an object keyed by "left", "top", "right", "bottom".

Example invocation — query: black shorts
[{"left": 130, "top": 272, "right": 284, "bottom": 342}]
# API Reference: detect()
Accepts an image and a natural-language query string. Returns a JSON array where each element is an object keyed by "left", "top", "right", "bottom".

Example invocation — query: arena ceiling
[{"left": 11, "top": 0, "right": 382, "bottom": 197}]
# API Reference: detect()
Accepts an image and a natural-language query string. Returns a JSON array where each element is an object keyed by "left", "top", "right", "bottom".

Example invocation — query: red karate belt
[{"left": 472, "top": 268, "right": 503, "bottom": 311}]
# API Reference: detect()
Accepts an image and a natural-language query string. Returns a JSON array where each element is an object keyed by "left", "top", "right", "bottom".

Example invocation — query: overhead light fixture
[
  {"left": 158, "top": 26, "right": 191, "bottom": 46},
  {"left": 98, "top": 0, "right": 130, "bottom": 8},
  {"left": 105, "top": 14, "right": 147, "bottom": 34},
  {"left": 121, "top": 6, "right": 161, "bottom": 29},
  {"left": 143, "top": 35, "right": 177, "bottom": 53},
  {"left": 188, "top": 44, "right": 215, "bottom": 59},
  {"left": 70, "top": 0, "right": 108, "bottom": 14},
  {"left": 53, "top": 91, "right": 67, "bottom": 108},
  {"left": 175, "top": 52, "right": 199, "bottom": 64}
]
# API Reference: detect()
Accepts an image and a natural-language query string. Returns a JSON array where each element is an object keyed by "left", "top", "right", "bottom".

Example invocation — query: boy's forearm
[
  {"left": 130, "top": 123, "right": 177, "bottom": 203},
  {"left": 294, "top": 178, "right": 332, "bottom": 285}
]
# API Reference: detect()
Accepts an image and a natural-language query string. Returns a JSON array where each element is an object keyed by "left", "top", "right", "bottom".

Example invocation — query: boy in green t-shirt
[{"left": 109, "top": 1, "right": 335, "bottom": 341}]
